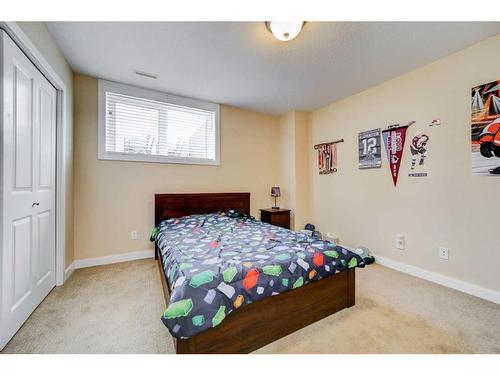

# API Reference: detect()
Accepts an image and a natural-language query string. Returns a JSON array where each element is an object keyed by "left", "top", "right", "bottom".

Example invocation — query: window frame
[{"left": 98, "top": 79, "right": 220, "bottom": 166}]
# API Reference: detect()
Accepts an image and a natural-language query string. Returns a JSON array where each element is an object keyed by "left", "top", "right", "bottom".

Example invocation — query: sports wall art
[
  {"left": 408, "top": 131, "right": 429, "bottom": 177},
  {"left": 358, "top": 128, "right": 382, "bottom": 169},
  {"left": 314, "top": 139, "right": 344, "bottom": 174},
  {"left": 471, "top": 79, "right": 500, "bottom": 175},
  {"left": 382, "top": 122, "right": 413, "bottom": 186}
]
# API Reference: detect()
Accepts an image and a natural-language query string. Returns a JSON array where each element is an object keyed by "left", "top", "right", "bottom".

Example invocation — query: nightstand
[{"left": 260, "top": 208, "right": 291, "bottom": 229}]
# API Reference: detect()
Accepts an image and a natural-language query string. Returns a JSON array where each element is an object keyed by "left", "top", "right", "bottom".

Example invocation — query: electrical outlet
[
  {"left": 131, "top": 230, "right": 138, "bottom": 240},
  {"left": 395, "top": 234, "right": 405, "bottom": 250},
  {"left": 439, "top": 247, "right": 449, "bottom": 260}
]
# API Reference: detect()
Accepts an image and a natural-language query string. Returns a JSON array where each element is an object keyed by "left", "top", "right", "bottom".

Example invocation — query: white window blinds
[{"left": 99, "top": 80, "right": 219, "bottom": 165}]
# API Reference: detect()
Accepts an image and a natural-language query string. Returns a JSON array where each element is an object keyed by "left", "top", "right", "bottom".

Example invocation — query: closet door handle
[{"left": 32, "top": 202, "right": 40, "bottom": 208}]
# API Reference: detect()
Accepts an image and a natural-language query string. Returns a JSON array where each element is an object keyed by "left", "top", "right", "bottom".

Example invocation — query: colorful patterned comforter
[{"left": 154, "top": 212, "right": 365, "bottom": 339}]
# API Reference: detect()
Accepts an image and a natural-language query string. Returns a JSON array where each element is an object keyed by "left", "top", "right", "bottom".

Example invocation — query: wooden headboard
[{"left": 154, "top": 192, "right": 251, "bottom": 226}]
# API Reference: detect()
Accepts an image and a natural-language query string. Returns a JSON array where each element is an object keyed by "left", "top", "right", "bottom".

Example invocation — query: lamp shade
[
  {"left": 266, "top": 22, "right": 304, "bottom": 41},
  {"left": 271, "top": 187, "right": 281, "bottom": 197}
]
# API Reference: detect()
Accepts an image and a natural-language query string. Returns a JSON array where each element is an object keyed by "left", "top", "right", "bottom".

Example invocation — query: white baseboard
[
  {"left": 64, "top": 261, "right": 75, "bottom": 282},
  {"left": 374, "top": 255, "right": 500, "bottom": 305},
  {"left": 73, "top": 249, "right": 155, "bottom": 270}
]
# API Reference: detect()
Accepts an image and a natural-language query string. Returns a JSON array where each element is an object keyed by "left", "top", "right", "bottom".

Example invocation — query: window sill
[{"left": 97, "top": 151, "right": 220, "bottom": 166}]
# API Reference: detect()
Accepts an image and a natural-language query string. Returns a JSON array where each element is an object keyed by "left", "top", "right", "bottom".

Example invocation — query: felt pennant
[{"left": 382, "top": 125, "right": 409, "bottom": 186}]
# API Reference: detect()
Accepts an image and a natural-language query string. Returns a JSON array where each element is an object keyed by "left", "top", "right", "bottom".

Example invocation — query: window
[{"left": 98, "top": 80, "right": 219, "bottom": 165}]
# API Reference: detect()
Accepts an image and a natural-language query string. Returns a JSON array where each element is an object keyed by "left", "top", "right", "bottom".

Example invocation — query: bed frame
[{"left": 155, "top": 192, "right": 355, "bottom": 354}]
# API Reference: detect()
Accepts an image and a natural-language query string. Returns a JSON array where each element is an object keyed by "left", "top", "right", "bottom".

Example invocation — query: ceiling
[{"left": 46, "top": 22, "right": 500, "bottom": 115}]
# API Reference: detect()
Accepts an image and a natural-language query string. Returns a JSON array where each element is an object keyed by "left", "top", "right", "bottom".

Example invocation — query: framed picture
[
  {"left": 471, "top": 80, "right": 500, "bottom": 176},
  {"left": 358, "top": 128, "right": 381, "bottom": 169}
]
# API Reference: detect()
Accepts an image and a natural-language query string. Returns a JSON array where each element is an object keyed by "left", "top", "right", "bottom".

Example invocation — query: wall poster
[
  {"left": 471, "top": 79, "right": 500, "bottom": 175},
  {"left": 358, "top": 128, "right": 382, "bottom": 169},
  {"left": 408, "top": 131, "right": 429, "bottom": 177}
]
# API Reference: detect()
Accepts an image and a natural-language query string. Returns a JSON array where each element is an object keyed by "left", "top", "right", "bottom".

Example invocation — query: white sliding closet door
[{"left": 0, "top": 30, "right": 57, "bottom": 349}]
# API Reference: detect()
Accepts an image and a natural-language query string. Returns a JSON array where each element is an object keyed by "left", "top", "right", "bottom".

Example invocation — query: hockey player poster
[
  {"left": 408, "top": 131, "right": 429, "bottom": 177},
  {"left": 358, "top": 128, "right": 382, "bottom": 169},
  {"left": 471, "top": 79, "right": 500, "bottom": 175},
  {"left": 382, "top": 126, "right": 408, "bottom": 186}
]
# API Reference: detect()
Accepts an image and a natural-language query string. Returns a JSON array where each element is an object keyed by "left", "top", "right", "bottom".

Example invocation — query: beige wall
[
  {"left": 16, "top": 22, "right": 75, "bottom": 268},
  {"left": 294, "top": 112, "right": 312, "bottom": 230},
  {"left": 73, "top": 35, "right": 499, "bottom": 294},
  {"left": 73, "top": 74, "right": 281, "bottom": 260},
  {"left": 310, "top": 34, "right": 500, "bottom": 292},
  {"left": 279, "top": 112, "right": 296, "bottom": 227},
  {"left": 279, "top": 111, "right": 312, "bottom": 230}
]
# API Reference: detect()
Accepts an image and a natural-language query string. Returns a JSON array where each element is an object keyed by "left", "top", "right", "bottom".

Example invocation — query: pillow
[
  {"left": 226, "top": 209, "right": 242, "bottom": 218},
  {"left": 224, "top": 210, "right": 255, "bottom": 220}
]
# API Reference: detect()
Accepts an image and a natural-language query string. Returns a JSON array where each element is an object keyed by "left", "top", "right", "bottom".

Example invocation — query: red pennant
[{"left": 382, "top": 126, "right": 408, "bottom": 186}]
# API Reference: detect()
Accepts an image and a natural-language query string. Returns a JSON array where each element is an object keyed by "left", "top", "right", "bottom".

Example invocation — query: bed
[{"left": 154, "top": 192, "right": 363, "bottom": 354}]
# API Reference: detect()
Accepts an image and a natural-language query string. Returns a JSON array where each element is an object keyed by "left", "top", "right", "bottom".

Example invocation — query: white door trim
[{"left": 0, "top": 22, "right": 68, "bottom": 286}]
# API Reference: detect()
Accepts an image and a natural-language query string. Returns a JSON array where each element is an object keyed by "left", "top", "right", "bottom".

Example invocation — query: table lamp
[{"left": 271, "top": 187, "right": 281, "bottom": 209}]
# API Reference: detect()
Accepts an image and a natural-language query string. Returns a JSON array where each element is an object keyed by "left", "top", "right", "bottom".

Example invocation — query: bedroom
[{"left": 1, "top": 0, "right": 499, "bottom": 372}]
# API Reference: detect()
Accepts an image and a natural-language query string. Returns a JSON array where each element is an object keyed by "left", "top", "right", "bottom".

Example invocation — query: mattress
[{"left": 154, "top": 211, "right": 365, "bottom": 339}]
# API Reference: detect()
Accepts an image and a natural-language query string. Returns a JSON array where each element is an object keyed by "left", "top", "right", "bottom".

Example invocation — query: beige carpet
[
  {"left": 2, "top": 259, "right": 173, "bottom": 354},
  {"left": 2, "top": 259, "right": 499, "bottom": 354}
]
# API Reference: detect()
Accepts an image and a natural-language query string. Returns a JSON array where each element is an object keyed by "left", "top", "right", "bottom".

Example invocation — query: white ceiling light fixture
[{"left": 265, "top": 22, "right": 305, "bottom": 41}]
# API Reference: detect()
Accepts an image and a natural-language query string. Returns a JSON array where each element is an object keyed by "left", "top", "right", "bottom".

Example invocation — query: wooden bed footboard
[
  {"left": 154, "top": 192, "right": 356, "bottom": 354},
  {"left": 157, "top": 254, "right": 355, "bottom": 354}
]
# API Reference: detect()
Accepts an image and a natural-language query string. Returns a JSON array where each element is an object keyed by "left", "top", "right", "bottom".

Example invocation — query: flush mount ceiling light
[{"left": 265, "top": 21, "right": 305, "bottom": 41}]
